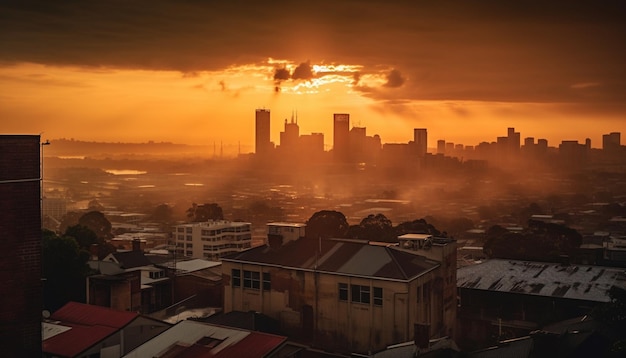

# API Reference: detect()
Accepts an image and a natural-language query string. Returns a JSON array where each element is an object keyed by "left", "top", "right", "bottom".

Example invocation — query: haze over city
[{"left": 2, "top": 0, "right": 625, "bottom": 149}]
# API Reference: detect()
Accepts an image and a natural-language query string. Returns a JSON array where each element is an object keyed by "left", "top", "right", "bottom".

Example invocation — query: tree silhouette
[
  {"left": 186, "top": 203, "right": 224, "bottom": 222},
  {"left": 78, "top": 211, "right": 113, "bottom": 241},
  {"left": 351, "top": 213, "right": 395, "bottom": 242},
  {"left": 42, "top": 229, "right": 91, "bottom": 311},
  {"left": 64, "top": 224, "right": 98, "bottom": 250},
  {"left": 305, "top": 210, "right": 349, "bottom": 240}
]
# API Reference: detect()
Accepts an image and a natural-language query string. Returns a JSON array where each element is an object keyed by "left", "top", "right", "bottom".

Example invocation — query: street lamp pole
[{"left": 40, "top": 139, "right": 50, "bottom": 228}]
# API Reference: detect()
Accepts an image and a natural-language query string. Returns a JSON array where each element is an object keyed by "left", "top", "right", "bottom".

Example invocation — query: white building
[{"left": 173, "top": 220, "right": 252, "bottom": 260}]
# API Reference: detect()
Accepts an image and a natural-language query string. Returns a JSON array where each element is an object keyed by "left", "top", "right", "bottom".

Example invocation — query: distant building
[
  {"left": 333, "top": 113, "right": 350, "bottom": 162},
  {"left": 414, "top": 128, "right": 428, "bottom": 157},
  {"left": 222, "top": 233, "right": 457, "bottom": 354},
  {"left": 0, "top": 134, "right": 42, "bottom": 357},
  {"left": 173, "top": 220, "right": 252, "bottom": 260},
  {"left": 255, "top": 108, "right": 272, "bottom": 156}
]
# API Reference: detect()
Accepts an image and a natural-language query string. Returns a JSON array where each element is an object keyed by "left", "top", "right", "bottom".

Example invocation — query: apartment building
[{"left": 173, "top": 220, "right": 252, "bottom": 260}]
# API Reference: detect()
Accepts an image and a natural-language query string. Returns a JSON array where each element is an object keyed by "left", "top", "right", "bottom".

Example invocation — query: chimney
[
  {"left": 132, "top": 239, "right": 142, "bottom": 252},
  {"left": 414, "top": 323, "right": 430, "bottom": 349},
  {"left": 89, "top": 244, "right": 99, "bottom": 260}
]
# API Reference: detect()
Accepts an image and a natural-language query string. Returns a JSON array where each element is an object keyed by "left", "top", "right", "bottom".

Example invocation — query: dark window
[
  {"left": 339, "top": 283, "right": 348, "bottom": 301},
  {"left": 232, "top": 269, "right": 240, "bottom": 287},
  {"left": 263, "top": 272, "right": 271, "bottom": 291},
  {"left": 373, "top": 287, "right": 383, "bottom": 306},
  {"left": 244, "top": 270, "right": 260, "bottom": 289},
  {"left": 351, "top": 284, "right": 370, "bottom": 304}
]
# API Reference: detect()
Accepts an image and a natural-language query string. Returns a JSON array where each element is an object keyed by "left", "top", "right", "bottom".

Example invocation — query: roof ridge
[{"left": 385, "top": 246, "right": 409, "bottom": 280}]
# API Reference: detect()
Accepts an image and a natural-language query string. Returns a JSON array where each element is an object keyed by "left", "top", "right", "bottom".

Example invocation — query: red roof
[
  {"left": 43, "top": 302, "right": 138, "bottom": 357},
  {"left": 213, "top": 331, "right": 286, "bottom": 358}
]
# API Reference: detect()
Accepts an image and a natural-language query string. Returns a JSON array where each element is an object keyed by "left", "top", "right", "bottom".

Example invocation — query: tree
[
  {"left": 78, "top": 211, "right": 112, "bottom": 241},
  {"left": 64, "top": 224, "right": 98, "bottom": 250},
  {"left": 305, "top": 210, "right": 349, "bottom": 240},
  {"left": 186, "top": 203, "right": 224, "bottom": 222},
  {"left": 394, "top": 218, "right": 441, "bottom": 237},
  {"left": 42, "top": 229, "right": 91, "bottom": 311},
  {"left": 353, "top": 213, "right": 395, "bottom": 242}
]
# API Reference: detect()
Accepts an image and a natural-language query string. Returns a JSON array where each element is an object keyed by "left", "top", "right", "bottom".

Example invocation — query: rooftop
[
  {"left": 223, "top": 238, "right": 440, "bottom": 281},
  {"left": 43, "top": 302, "right": 139, "bottom": 357},
  {"left": 457, "top": 259, "right": 626, "bottom": 302}
]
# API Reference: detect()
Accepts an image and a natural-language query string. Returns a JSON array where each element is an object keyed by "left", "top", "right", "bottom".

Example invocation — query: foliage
[
  {"left": 186, "top": 202, "right": 224, "bottom": 222},
  {"left": 483, "top": 221, "right": 582, "bottom": 261},
  {"left": 78, "top": 211, "right": 113, "bottom": 240},
  {"left": 347, "top": 213, "right": 395, "bottom": 242},
  {"left": 64, "top": 224, "right": 98, "bottom": 250},
  {"left": 151, "top": 203, "right": 173, "bottom": 223},
  {"left": 305, "top": 210, "right": 349, "bottom": 240},
  {"left": 42, "top": 229, "right": 91, "bottom": 312}
]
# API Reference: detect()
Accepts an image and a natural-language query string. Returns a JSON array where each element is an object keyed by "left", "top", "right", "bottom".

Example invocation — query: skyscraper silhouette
[
  {"left": 333, "top": 113, "right": 350, "bottom": 163},
  {"left": 255, "top": 109, "right": 271, "bottom": 156}
]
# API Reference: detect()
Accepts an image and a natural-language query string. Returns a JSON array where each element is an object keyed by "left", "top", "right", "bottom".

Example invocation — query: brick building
[{"left": 0, "top": 135, "right": 43, "bottom": 356}]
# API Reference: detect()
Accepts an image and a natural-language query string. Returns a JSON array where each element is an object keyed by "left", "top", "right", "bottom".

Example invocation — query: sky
[{"left": 1, "top": 0, "right": 625, "bottom": 151}]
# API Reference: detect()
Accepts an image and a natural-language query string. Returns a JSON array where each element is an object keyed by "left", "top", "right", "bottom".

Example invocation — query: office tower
[
  {"left": 0, "top": 135, "right": 43, "bottom": 357},
  {"left": 414, "top": 128, "right": 427, "bottom": 157},
  {"left": 437, "top": 140, "right": 446, "bottom": 155},
  {"left": 507, "top": 127, "right": 520, "bottom": 152},
  {"left": 602, "top": 132, "right": 621, "bottom": 151},
  {"left": 333, "top": 113, "right": 350, "bottom": 162},
  {"left": 255, "top": 109, "right": 271, "bottom": 156},
  {"left": 279, "top": 112, "right": 299, "bottom": 151}
]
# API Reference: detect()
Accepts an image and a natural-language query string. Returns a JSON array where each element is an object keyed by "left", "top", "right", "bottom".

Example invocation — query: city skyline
[{"left": 2, "top": 1, "right": 625, "bottom": 149}]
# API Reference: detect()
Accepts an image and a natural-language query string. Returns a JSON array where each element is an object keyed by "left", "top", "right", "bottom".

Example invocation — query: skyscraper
[
  {"left": 414, "top": 128, "right": 427, "bottom": 157},
  {"left": 255, "top": 109, "right": 271, "bottom": 156},
  {"left": 333, "top": 113, "right": 350, "bottom": 162},
  {"left": 0, "top": 135, "right": 43, "bottom": 357}
]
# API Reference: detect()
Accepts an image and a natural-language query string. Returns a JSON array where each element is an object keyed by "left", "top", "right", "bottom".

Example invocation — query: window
[
  {"left": 263, "top": 272, "right": 271, "bottom": 291},
  {"left": 373, "top": 287, "right": 383, "bottom": 306},
  {"left": 339, "top": 283, "right": 348, "bottom": 301},
  {"left": 232, "top": 269, "right": 241, "bottom": 287},
  {"left": 243, "top": 270, "right": 260, "bottom": 289},
  {"left": 351, "top": 284, "right": 370, "bottom": 304}
]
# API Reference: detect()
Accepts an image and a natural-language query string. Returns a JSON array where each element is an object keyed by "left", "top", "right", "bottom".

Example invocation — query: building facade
[
  {"left": 173, "top": 220, "right": 252, "bottom": 260},
  {"left": 0, "top": 135, "right": 43, "bottom": 357},
  {"left": 221, "top": 234, "right": 456, "bottom": 354},
  {"left": 333, "top": 113, "right": 350, "bottom": 163}
]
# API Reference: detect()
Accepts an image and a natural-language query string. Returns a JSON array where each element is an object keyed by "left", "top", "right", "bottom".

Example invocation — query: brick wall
[{"left": 0, "top": 135, "right": 43, "bottom": 357}]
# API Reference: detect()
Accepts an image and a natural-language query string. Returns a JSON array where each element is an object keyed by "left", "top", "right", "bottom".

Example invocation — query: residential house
[{"left": 42, "top": 301, "right": 170, "bottom": 358}]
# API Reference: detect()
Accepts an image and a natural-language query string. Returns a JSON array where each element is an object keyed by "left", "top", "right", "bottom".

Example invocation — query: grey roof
[
  {"left": 223, "top": 238, "right": 440, "bottom": 281},
  {"left": 457, "top": 259, "right": 626, "bottom": 302}
]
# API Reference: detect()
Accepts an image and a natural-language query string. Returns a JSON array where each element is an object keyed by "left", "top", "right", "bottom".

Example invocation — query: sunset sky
[{"left": 1, "top": 0, "right": 624, "bottom": 152}]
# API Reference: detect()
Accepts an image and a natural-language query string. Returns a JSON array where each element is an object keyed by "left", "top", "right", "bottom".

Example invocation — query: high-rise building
[
  {"left": 602, "top": 132, "right": 621, "bottom": 151},
  {"left": 279, "top": 113, "right": 299, "bottom": 151},
  {"left": 333, "top": 113, "right": 350, "bottom": 162},
  {"left": 414, "top": 128, "right": 427, "bottom": 157},
  {"left": 255, "top": 109, "right": 271, "bottom": 156},
  {"left": 0, "top": 135, "right": 43, "bottom": 357},
  {"left": 437, "top": 140, "right": 446, "bottom": 155}
]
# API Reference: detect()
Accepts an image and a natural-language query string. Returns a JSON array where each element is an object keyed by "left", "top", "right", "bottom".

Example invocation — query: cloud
[
  {"left": 292, "top": 61, "right": 314, "bottom": 80},
  {"left": 384, "top": 69, "right": 405, "bottom": 88},
  {"left": 218, "top": 80, "right": 227, "bottom": 91},
  {"left": 273, "top": 67, "right": 290, "bottom": 81}
]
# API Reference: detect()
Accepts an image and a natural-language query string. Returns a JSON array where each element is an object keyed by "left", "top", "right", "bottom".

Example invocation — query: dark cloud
[
  {"left": 273, "top": 67, "right": 291, "bottom": 81},
  {"left": 384, "top": 69, "right": 405, "bottom": 88},
  {"left": 218, "top": 80, "right": 227, "bottom": 91},
  {"left": 292, "top": 61, "right": 314, "bottom": 80},
  {"left": 353, "top": 72, "right": 361, "bottom": 86},
  {"left": 0, "top": 0, "right": 624, "bottom": 104}
]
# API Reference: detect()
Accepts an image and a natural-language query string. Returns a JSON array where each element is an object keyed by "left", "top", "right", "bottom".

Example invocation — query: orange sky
[{"left": 1, "top": 1, "right": 624, "bottom": 152}]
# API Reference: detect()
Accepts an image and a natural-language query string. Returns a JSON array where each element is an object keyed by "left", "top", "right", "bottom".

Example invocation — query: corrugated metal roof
[
  {"left": 43, "top": 302, "right": 138, "bottom": 357},
  {"left": 123, "top": 320, "right": 286, "bottom": 358},
  {"left": 457, "top": 259, "right": 626, "bottom": 302},
  {"left": 222, "top": 238, "right": 438, "bottom": 281}
]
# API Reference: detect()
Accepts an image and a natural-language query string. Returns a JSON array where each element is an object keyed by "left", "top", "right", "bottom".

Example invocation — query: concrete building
[
  {"left": 221, "top": 232, "right": 457, "bottom": 354},
  {"left": 173, "top": 220, "right": 252, "bottom": 260},
  {"left": 0, "top": 134, "right": 43, "bottom": 357}
]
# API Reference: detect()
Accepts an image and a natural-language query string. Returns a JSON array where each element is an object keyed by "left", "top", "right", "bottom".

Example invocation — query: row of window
[
  {"left": 176, "top": 226, "right": 251, "bottom": 235},
  {"left": 232, "top": 269, "right": 271, "bottom": 291},
  {"left": 200, "top": 234, "right": 251, "bottom": 242},
  {"left": 203, "top": 243, "right": 251, "bottom": 251},
  {"left": 339, "top": 283, "right": 383, "bottom": 306}
]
